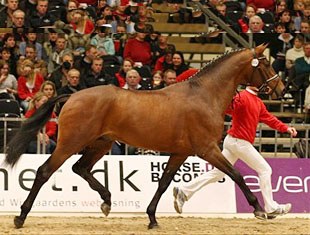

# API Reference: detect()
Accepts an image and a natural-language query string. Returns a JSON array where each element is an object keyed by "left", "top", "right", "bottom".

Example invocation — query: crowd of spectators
[{"left": 0, "top": 0, "right": 310, "bottom": 154}]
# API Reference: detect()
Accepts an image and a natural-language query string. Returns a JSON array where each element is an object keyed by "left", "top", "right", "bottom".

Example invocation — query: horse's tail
[{"left": 4, "top": 94, "right": 71, "bottom": 167}]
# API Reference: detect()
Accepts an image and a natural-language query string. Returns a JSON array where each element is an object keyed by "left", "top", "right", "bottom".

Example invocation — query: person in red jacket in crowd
[
  {"left": 246, "top": 0, "right": 275, "bottom": 12},
  {"left": 115, "top": 58, "right": 134, "bottom": 87},
  {"left": 25, "top": 92, "right": 57, "bottom": 154},
  {"left": 173, "top": 86, "right": 297, "bottom": 218},
  {"left": 17, "top": 59, "right": 44, "bottom": 112},
  {"left": 176, "top": 68, "right": 199, "bottom": 82},
  {"left": 123, "top": 23, "right": 152, "bottom": 66},
  {"left": 154, "top": 45, "right": 175, "bottom": 72}
]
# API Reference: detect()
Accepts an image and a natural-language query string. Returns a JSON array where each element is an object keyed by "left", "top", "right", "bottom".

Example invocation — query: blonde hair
[
  {"left": 28, "top": 92, "right": 48, "bottom": 111},
  {"left": 40, "top": 81, "right": 57, "bottom": 97}
]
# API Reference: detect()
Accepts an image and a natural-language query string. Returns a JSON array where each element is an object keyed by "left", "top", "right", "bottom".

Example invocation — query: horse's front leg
[{"left": 147, "top": 154, "right": 187, "bottom": 229}]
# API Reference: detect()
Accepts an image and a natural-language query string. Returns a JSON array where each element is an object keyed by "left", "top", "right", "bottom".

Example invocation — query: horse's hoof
[
  {"left": 148, "top": 222, "right": 159, "bottom": 229},
  {"left": 100, "top": 203, "right": 111, "bottom": 217},
  {"left": 14, "top": 216, "right": 24, "bottom": 229},
  {"left": 254, "top": 210, "right": 267, "bottom": 220}
]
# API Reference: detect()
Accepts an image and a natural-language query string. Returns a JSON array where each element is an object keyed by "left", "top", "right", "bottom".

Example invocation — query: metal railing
[{"left": 1, "top": 117, "right": 309, "bottom": 157}]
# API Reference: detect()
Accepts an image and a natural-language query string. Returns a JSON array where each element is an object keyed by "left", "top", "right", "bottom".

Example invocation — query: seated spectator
[
  {"left": 154, "top": 45, "right": 175, "bottom": 73},
  {"left": 246, "top": 0, "right": 275, "bottom": 12},
  {"left": 19, "top": 0, "right": 38, "bottom": 17},
  {"left": 49, "top": 52, "right": 74, "bottom": 90},
  {"left": 162, "top": 69, "right": 177, "bottom": 87},
  {"left": 27, "top": 0, "right": 56, "bottom": 28},
  {"left": 123, "top": 68, "right": 142, "bottom": 90},
  {"left": 47, "top": 35, "right": 72, "bottom": 74},
  {"left": 299, "top": 19, "right": 310, "bottom": 41},
  {"left": 12, "top": 9, "right": 28, "bottom": 29},
  {"left": 166, "top": 51, "right": 189, "bottom": 76},
  {"left": 290, "top": 42, "right": 310, "bottom": 106},
  {"left": 286, "top": 34, "right": 305, "bottom": 75},
  {"left": 39, "top": 80, "right": 57, "bottom": 99},
  {"left": 19, "top": 31, "right": 46, "bottom": 61},
  {"left": 56, "top": 68, "right": 86, "bottom": 113},
  {"left": 90, "top": 24, "right": 115, "bottom": 56},
  {"left": 152, "top": 70, "right": 164, "bottom": 90},
  {"left": 17, "top": 43, "right": 48, "bottom": 78},
  {"left": 115, "top": 58, "right": 134, "bottom": 88},
  {"left": 43, "top": 30, "right": 59, "bottom": 61},
  {"left": 69, "top": 8, "right": 95, "bottom": 35},
  {"left": 238, "top": 4, "right": 257, "bottom": 33},
  {"left": 276, "top": 9, "right": 295, "bottom": 33},
  {"left": 0, "top": 0, "right": 19, "bottom": 27},
  {"left": 73, "top": 44, "right": 98, "bottom": 75},
  {"left": 82, "top": 57, "right": 118, "bottom": 87},
  {"left": 0, "top": 47, "right": 17, "bottom": 77},
  {"left": 123, "top": 23, "right": 152, "bottom": 67},
  {"left": 247, "top": 15, "right": 265, "bottom": 33},
  {"left": 0, "top": 59, "right": 18, "bottom": 99},
  {"left": 2, "top": 33, "right": 20, "bottom": 62},
  {"left": 25, "top": 92, "right": 57, "bottom": 154},
  {"left": 17, "top": 59, "right": 44, "bottom": 112}
]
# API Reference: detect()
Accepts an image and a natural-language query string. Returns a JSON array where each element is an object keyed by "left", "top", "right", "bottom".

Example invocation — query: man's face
[
  {"left": 25, "top": 47, "right": 36, "bottom": 60},
  {"left": 56, "top": 38, "right": 66, "bottom": 50},
  {"left": 68, "top": 72, "right": 80, "bottom": 86},
  {"left": 91, "top": 59, "right": 103, "bottom": 73},
  {"left": 301, "top": 22, "right": 310, "bottom": 33},
  {"left": 126, "top": 72, "right": 140, "bottom": 87},
  {"left": 36, "top": 0, "right": 48, "bottom": 15},
  {"left": 7, "top": 0, "right": 18, "bottom": 11},
  {"left": 13, "top": 12, "right": 25, "bottom": 27},
  {"left": 164, "top": 72, "right": 177, "bottom": 86},
  {"left": 249, "top": 19, "right": 263, "bottom": 33},
  {"left": 304, "top": 44, "right": 310, "bottom": 57}
]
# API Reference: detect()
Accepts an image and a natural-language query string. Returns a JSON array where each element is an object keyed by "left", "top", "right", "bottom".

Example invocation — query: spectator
[
  {"left": 163, "top": 69, "right": 177, "bottom": 87},
  {"left": 291, "top": 42, "right": 310, "bottom": 106},
  {"left": 74, "top": 44, "right": 98, "bottom": 75},
  {"left": 123, "top": 68, "right": 142, "bottom": 90},
  {"left": 247, "top": 15, "right": 264, "bottom": 33},
  {"left": 123, "top": 23, "right": 152, "bottom": 66},
  {"left": 246, "top": 0, "right": 275, "bottom": 12},
  {"left": 154, "top": 45, "right": 175, "bottom": 73},
  {"left": 2, "top": 33, "right": 20, "bottom": 61},
  {"left": 69, "top": 8, "right": 95, "bottom": 35},
  {"left": 49, "top": 52, "right": 74, "bottom": 90},
  {"left": 19, "top": 31, "right": 46, "bottom": 61},
  {"left": 0, "top": 0, "right": 19, "bottom": 27},
  {"left": 152, "top": 70, "right": 164, "bottom": 90},
  {"left": 299, "top": 19, "right": 310, "bottom": 41},
  {"left": 48, "top": 35, "right": 71, "bottom": 74},
  {"left": 276, "top": 9, "right": 295, "bottom": 33},
  {"left": 17, "top": 59, "right": 44, "bottom": 112},
  {"left": 12, "top": 9, "right": 28, "bottom": 29},
  {"left": 82, "top": 57, "right": 118, "bottom": 87},
  {"left": 113, "top": 22, "right": 128, "bottom": 62},
  {"left": 19, "top": 0, "right": 38, "bottom": 17},
  {"left": 90, "top": 24, "right": 115, "bottom": 56},
  {"left": 0, "top": 59, "right": 18, "bottom": 99},
  {"left": 286, "top": 34, "right": 305, "bottom": 73},
  {"left": 27, "top": 0, "right": 56, "bottom": 28},
  {"left": 0, "top": 47, "right": 17, "bottom": 77},
  {"left": 39, "top": 80, "right": 57, "bottom": 99},
  {"left": 115, "top": 58, "right": 134, "bottom": 87},
  {"left": 167, "top": 51, "right": 189, "bottom": 76},
  {"left": 238, "top": 4, "right": 257, "bottom": 33},
  {"left": 43, "top": 30, "right": 59, "bottom": 62},
  {"left": 25, "top": 91, "right": 57, "bottom": 154}
]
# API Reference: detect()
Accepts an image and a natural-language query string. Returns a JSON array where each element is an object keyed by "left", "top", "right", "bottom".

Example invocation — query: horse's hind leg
[
  {"left": 14, "top": 150, "right": 73, "bottom": 228},
  {"left": 72, "top": 137, "right": 113, "bottom": 216},
  {"left": 147, "top": 154, "right": 187, "bottom": 229},
  {"left": 199, "top": 143, "right": 266, "bottom": 219}
]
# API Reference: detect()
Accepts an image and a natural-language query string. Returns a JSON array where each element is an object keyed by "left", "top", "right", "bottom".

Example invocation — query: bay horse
[{"left": 5, "top": 44, "right": 284, "bottom": 229}]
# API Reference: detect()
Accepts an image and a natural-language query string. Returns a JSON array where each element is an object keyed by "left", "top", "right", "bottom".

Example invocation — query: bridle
[{"left": 249, "top": 54, "right": 281, "bottom": 96}]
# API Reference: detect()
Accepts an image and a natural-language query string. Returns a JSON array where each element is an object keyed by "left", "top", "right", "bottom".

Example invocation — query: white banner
[{"left": 0, "top": 154, "right": 236, "bottom": 213}]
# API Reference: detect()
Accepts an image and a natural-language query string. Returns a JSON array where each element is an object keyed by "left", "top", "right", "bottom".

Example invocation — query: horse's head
[{"left": 246, "top": 44, "right": 285, "bottom": 99}]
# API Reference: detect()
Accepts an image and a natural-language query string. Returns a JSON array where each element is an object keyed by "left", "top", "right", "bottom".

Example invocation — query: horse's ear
[{"left": 255, "top": 43, "right": 269, "bottom": 55}]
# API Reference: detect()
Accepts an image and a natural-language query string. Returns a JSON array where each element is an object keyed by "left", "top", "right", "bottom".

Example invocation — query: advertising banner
[
  {"left": 235, "top": 159, "right": 310, "bottom": 213},
  {"left": 0, "top": 154, "right": 235, "bottom": 214}
]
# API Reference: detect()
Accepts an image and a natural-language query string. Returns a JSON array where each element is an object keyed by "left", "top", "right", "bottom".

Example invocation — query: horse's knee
[{"left": 72, "top": 161, "right": 86, "bottom": 176}]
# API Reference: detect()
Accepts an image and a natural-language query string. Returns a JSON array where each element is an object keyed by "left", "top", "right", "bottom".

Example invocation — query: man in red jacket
[{"left": 173, "top": 86, "right": 297, "bottom": 218}]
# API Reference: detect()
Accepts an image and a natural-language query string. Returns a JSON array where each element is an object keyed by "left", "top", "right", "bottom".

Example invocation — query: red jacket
[
  {"left": 176, "top": 68, "right": 199, "bottom": 82},
  {"left": 25, "top": 109, "right": 57, "bottom": 139},
  {"left": 115, "top": 72, "right": 126, "bottom": 88},
  {"left": 17, "top": 73, "right": 44, "bottom": 100},
  {"left": 246, "top": 0, "right": 275, "bottom": 11},
  {"left": 76, "top": 0, "right": 96, "bottom": 5},
  {"left": 226, "top": 89, "right": 288, "bottom": 144},
  {"left": 123, "top": 38, "right": 152, "bottom": 65}
]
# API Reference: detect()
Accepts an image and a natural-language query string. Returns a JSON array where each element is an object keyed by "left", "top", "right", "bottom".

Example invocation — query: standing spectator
[
  {"left": 123, "top": 24, "right": 152, "bottom": 66},
  {"left": 27, "top": 0, "right": 56, "bottom": 28},
  {"left": 17, "top": 59, "right": 44, "bottom": 112},
  {"left": 0, "top": 59, "right": 18, "bottom": 99},
  {"left": 82, "top": 57, "right": 118, "bottom": 87},
  {"left": 25, "top": 91, "right": 57, "bottom": 154},
  {"left": 0, "top": 0, "right": 19, "bottom": 27}
]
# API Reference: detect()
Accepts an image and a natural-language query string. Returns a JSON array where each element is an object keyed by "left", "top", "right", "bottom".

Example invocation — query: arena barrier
[{"left": 0, "top": 155, "right": 309, "bottom": 214}]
